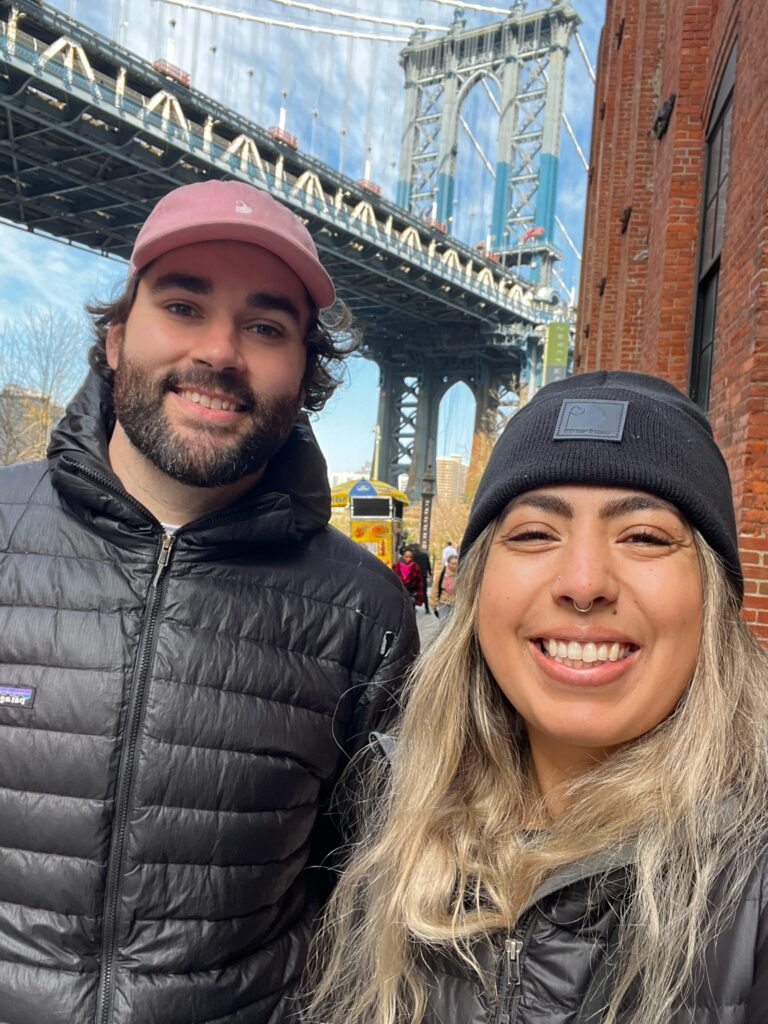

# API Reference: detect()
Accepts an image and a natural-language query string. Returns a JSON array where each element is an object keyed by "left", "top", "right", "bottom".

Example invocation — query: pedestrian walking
[
  {"left": 393, "top": 547, "right": 425, "bottom": 608},
  {"left": 309, "top": 371, "right": 768, "bottom": 1024},
  {"left": 0, "top": 180, "right": 418, "bottom": 1023},
  {"left": 409, "top": 542, "right": 432, "bottom": 614},
  {"left": 430, "top": 553, "right": 458, "bottom": 617},
  {"left": 440, "top": 538, "right": 458, "bottom": 565}
]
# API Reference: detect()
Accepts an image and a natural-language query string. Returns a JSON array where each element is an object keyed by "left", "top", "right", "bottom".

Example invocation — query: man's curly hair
[{"left": 86, "top": 267, "right": 359, "bottom": 413}]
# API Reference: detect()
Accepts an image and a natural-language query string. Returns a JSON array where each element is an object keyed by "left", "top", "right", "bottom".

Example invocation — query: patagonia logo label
[
  {"left": 0, "top": 686, "right": 35, "bottom": 708},
  {"left": 553, "top": 399, "right": 628, "bottom": 442}
]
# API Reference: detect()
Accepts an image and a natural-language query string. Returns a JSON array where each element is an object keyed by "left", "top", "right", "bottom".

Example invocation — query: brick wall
[{"left": 576, "top": 0, "right": 768, "bottom": 642}]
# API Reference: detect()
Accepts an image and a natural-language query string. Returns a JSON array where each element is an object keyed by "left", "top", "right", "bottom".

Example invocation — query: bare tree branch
[{"left": 0, "top": 305, "right": 89, "bottom": 465}]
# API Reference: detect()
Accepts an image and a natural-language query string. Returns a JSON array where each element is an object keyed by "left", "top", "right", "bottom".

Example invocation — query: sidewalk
[{"left": 416, "top": 606, "right": 442, "bottom": 648}]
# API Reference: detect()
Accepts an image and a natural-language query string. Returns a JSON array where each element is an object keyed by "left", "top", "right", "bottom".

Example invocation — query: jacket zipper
[
  {"left": 494, "top": 937, "right": 522, "bottom": 1024},
  {"left": 58, "top": 455, "right": 278, "bottom": 1021},
  {"left": 58, "top": 455, "right": 158, "bottom": 522},
  {"left": 59, "top": 455, "right": 281, "bottom": 534},
  {"left": 494, "top": 910, "right": 535, "bottom": 1024},
  {"left": 94, "top": 531, "right": 176, "bottom": 1024}
]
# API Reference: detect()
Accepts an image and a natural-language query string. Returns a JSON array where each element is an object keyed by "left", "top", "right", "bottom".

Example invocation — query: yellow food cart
[{"left": 331, "top": 478, "right": 409, "bottom": 566}]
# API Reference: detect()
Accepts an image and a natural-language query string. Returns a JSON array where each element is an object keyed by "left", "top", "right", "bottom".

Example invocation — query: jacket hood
[{"left": 47, "top": 371, "right": 331, "bottom": 545}]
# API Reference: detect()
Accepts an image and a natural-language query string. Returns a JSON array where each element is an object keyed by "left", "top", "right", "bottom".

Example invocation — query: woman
[
  {"left": 393, "top": 547, "right": 425, "bottom": 608},
  {"left": 430, "top": 554, "right": 458, "bottom": 617},
  {"left": 310, "top": 371, "right": 768, "bottom": 1024}
]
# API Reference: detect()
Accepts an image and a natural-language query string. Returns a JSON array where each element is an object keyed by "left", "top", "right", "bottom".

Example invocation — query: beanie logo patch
[{"left": 553, "top": 399, "right": 628, "bottom": 442}]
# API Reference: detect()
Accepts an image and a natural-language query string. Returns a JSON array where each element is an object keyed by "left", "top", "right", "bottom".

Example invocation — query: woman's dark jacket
[
  {"left": 0, "top": 374, "right": 418, "bottom": 1024},
  {"left": 423, "top": 841, "right": 768, "bottom": 1023}
]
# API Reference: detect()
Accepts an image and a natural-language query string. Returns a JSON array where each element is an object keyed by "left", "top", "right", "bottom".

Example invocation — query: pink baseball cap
[{"left": 129, "top": 179, "right": 335, "bottom": 308}]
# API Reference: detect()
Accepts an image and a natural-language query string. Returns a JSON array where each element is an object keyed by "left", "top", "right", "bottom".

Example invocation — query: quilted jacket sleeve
[
  {"left": 746, "top": 854, "right": 768, "bottom": 1021},
  {"left": 347, "top": 585, "right": 419, "bottom": 756},
  {"left": 307, "top": 587, "right": 418, "bottom": 889}
]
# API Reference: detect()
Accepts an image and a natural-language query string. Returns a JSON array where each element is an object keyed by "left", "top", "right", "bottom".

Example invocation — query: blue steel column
[
  {"left": 491, "top": 39, "right": 520, "bottom": 251},
  {"left": 407, "top": 366, "right": 441, "bottom": 502},
  {"left": 373, "top": 363, "right": 403, "bottom": 485},
  {"left": 396, "top": 62, "right": 420, "bottom": 210},
  {"left": 533, "top": 18, "right": 571, "bottom": 252},
  {"left": 435, "top": 57, "right": 459, "bottom": 225}
]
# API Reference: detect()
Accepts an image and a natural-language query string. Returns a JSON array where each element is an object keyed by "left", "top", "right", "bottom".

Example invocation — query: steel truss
[
  {"left": 0, "top": 0, "right": 563, "bottom": 505},
  {"left": 397, "top": 3, "right": 578, "bottom": 266}
]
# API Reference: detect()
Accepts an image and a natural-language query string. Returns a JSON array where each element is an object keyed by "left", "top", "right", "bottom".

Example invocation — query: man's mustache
[{"left": 160, "top": 369, "right": 256, "bottom": 413}]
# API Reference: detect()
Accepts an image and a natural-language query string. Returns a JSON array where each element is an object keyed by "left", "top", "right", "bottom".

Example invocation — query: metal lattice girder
[
  {"left": 0, "top": 0, "right": 573, "bottom": 504},
  {"left": 373, "top": 342, "right": 529, "bottom": 500},
  {"left": 0, "top": 0, "right": 563, "bottom": 348},
  {"left": 376, "top": 359, "right": 442, "bottom": 502},
  {"left": 398, "top": 3, "right": 579, "bottom": 255},
  {"left": 374, "top": 363, "right": 421, "bottom": 485},
  {"left": 470, "top": 348, "right": 524, "bottom": 436}
]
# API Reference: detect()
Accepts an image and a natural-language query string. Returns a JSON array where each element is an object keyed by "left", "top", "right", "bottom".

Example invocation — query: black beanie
[{"left": 462, "top": 370, "right": 742, "bottom": 602}]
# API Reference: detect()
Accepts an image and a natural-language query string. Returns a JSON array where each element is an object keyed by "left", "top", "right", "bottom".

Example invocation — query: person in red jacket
[{"left": 393, "top": 547, "right": 425, "bottom": 607}]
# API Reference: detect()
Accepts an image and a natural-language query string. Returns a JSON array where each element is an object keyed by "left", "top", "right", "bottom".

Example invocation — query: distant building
[
  {"left": 577, "top": 0, "right": 768, "bottom": 641},
  {"left": 436, "top": 454, "right": 468, "bottom": 504},
  {"left": 0, "top": 385, "right": 61, "bottom": 466},
  {"left": 329, "top": 461, "right": 373, "bottom": 490}
]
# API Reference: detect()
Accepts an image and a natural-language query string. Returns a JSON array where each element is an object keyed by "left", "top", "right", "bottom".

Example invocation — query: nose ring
[{"left": 573, "top": 599, "right": 593, "bottom": 614}]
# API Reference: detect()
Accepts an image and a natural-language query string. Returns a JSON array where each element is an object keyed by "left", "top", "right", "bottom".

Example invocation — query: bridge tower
[{"left": 377, "top": 2, "right": 578, "bottom": 522}]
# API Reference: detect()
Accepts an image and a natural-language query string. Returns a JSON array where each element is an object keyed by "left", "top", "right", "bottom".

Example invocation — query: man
[
  {"left": 0, "top": 180, "right": 418, "bottom": 1024},
  {"left": 408, "top": 542, "right": 432, "bottom": 615},
  {"left": 441, "top": 539, "right": 458, "bottom": 565}
]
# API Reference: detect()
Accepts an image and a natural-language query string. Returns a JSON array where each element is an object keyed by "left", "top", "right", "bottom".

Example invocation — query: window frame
[{"left": 688, "top": 44, "right": 737, "bottom": 411}]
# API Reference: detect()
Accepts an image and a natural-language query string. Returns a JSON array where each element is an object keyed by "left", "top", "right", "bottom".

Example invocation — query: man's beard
[{"left": 112, "top": 357, "right": 302, "bottom": 488}]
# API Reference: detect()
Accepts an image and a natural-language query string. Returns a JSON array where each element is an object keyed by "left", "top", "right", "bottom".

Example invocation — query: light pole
[{"left": 419, "top": 473, "right": 436, "bottom": 553}]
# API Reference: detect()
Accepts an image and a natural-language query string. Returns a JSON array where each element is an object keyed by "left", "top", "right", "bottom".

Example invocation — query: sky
[{"left": 0, "top": 0, "right": 605, "bottom": 476}]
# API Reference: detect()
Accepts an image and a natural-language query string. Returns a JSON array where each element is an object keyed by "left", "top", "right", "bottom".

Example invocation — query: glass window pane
[
  {"left": 719, "top": 103, "right": 733, "bottom": 185},
  {"left": 714, "top": 190, "right": 728, "bottom": 255},
  {"left": 703, "top": 198, "right": 717, "bottom": 264},
  {"left": 706, "top": 123, "right": 722, "bottom": 203},
  {"left": 701, "top": 273, "right": 718, "bottom": 347},
  {"left": 696, "top": 336, "right": 713, "bottom": 411},
  {"left": 691, "top": 270, "right": 719, "bottom": 410}
]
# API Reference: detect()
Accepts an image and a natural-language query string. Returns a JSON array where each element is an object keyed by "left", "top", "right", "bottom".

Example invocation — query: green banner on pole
[{"left": 543, "top": 322, "right": 570, "bottom": 385}]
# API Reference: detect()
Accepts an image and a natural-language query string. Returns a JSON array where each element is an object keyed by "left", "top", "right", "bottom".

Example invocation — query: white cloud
[{"left": 0, "top": 223, "right": 123, "bottom": 312}]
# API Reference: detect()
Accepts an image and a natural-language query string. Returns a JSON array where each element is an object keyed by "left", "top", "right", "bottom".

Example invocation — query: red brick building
[{"left": 577, "top": 0, "right": 768, "bottom": 639}]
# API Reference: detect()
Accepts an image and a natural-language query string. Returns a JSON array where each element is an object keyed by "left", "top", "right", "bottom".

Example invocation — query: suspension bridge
[{"left": 0, "top": 0, "right": 593, "bottom": 516}]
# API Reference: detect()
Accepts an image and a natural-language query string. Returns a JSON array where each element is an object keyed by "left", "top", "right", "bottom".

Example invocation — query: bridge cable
[
  {"left": 459, "top": 116, "right": 496, "bottom": 179},
  {"left": 561, "top": 111, "right": 589, "bottom": 171},
  {"left": 574, "top": 31, "right": 596, "bottom": 82},
  {"left": 554, "top": 215, "right": 582, "bottom": 263},
  {"left": 158, "top": 0, "right": 444, "bottom": 34},
  {"left": 156, "top": 0, "right": 411, "bottom": 42},
  {"left": 424, "top": 0, "right": 515, "bottom": 15},
  {"left": 265, "top": 0, "right": 446, "bottom": 32}
]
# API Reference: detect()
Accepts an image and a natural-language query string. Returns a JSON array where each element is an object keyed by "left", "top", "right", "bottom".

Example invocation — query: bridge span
[{"left": 0, "top": 0, "right": 563, "bottom": 503}]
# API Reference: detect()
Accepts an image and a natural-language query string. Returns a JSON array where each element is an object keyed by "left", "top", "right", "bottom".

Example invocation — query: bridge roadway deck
[{"left": 0, "top": 0, "right": 556, "bottom": 369}]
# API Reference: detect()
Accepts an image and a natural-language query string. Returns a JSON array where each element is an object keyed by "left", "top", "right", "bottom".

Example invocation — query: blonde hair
[{"left": 307, "top": 527, "right": 768, "bottom": 1024}]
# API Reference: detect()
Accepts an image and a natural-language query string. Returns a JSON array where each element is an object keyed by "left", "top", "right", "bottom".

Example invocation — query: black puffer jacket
[
  {"left": 0, "top": 374, "right": 417, "bottom": 1024},
  {"left": 423, "top": 841, "right": 768, "bottom": 1024}
]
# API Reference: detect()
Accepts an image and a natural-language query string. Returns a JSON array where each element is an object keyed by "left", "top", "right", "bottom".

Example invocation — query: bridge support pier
[
  {"left": 466, "top": 358, "right": 522, "bottom": 497},
  {"left": 373, "top": 360, "right": 444, "bottom": 504},
  {"left": 374, "top": 349, "right": 526, "bottom": 507}
]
